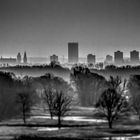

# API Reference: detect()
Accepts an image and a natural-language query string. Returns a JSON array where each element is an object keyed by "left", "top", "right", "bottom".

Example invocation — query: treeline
[
  {"left": 0, "top": 64, "right": 70, "bottom": 82},
  {"left": 0, "top": 71, "right": 73, "bottom": 122},
  {"left": 71, "top": 66, "right": 106, "bottom": 106},
  {"left": 91, "top": 65, "right": 140, "bottom": 79},
  {"left": 2, "top": 64, "right": 140, "bottom": 83}
]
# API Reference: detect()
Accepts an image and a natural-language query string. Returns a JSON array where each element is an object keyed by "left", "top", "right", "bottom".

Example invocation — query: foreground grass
[
  {"left": 12, "top": 125, "right": 140, "bottom": 140},
  {"left": 0, "top": 106, "right": 140, "bottom": 140},
  {"left": 9, "top": 117, "right": 140, "bottom": 140}
]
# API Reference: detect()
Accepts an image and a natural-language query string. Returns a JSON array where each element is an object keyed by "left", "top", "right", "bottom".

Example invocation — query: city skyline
[
  {"left": 1, "top": 48, "right": 140, "bottom": 65},
  {"left": 1, "top": 0, "right": 140, "bottom": 58}
]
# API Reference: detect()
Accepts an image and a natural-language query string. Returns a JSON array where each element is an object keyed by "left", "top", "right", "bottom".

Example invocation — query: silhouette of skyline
[{"left": 0, "top": 0, "right": 140, "bottom": 58}]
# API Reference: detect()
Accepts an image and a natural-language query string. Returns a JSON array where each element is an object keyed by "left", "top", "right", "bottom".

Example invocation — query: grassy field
[{"left": 0, "top": 106, "right": 140, "bottom": 140}]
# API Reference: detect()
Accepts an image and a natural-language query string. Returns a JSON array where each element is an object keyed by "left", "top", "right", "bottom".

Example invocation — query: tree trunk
[
  {"left": 58, "top": 116, "right": 61, "bottom": 129},
  {"left": 50, "top": 110, "right": 53, "bottom": 120},
  {"left": 108, "top": 120, "right": 112, "bottom": 129},
  {"left": 23, "top": 105, "right": 26, "bottom": 124},
  {"left": 108, "top": 112, "right": 113, "bottom": 129},
  {"left": 50, "top": 114, "right": 53, "bottom": 120},
  {"left": 49, "top": 107, "right": 53, "bottom": 120},
  {"left": 23, "top": 111, "right": 26, "bottom": 124}
]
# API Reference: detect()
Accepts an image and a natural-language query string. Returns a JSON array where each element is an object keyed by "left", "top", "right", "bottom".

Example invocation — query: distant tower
[
  {"left": 68, "top": 42, "right": 79, "bottom": 64},
  {"left": 23, "top": 51, "right": 27, "bottom": 64},
  {"left": 114, "top": 51, "right": 124, "bottom": 65},
  {"left": 130, "top": 50, "right": 139, "bottom": 64},
  {"left": 17, "top": 52, "right": 21, "bottom": 64},
  {"left": 50, "top": 54, "right": 58, "bottom": 63},
  {"left": 105, "top": 55, "right": 113, "bottom": 64},
  {"left": 87, "top": 54, "right": 96, "bottom": 65}
]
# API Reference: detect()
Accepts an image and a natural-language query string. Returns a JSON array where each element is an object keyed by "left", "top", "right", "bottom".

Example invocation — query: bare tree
[
  {"left": 130, "top": 94, "right": 140, "bottom": 119},
  {"left": 128, "top": 75, "right": 140, "bottom": 119},
  {"left": 52, "top": 91, "right": 72, "bottom": 129},
  {"left": 16, "top": 92, "right": 32, "bottom": 124},
  {"left": 43, "top": 88, "right": 55, "bottom": 119},
  {"left": 96, "top": 76, "right": 127, "bottom": 128}
]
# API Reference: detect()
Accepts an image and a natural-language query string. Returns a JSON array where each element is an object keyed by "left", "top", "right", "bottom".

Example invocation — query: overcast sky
[{"left": 0, "top": 0, "right": 140, "bottom": 58}]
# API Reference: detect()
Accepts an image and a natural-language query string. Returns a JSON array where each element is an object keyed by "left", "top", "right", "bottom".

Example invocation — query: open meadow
[{"left": 0, "top": 106, "right": 139, "bottom": 140}]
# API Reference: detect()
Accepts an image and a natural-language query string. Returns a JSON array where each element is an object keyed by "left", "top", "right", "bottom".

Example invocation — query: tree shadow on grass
[{"left": 13, "top": 135, "right": 84, "bottom": 140}]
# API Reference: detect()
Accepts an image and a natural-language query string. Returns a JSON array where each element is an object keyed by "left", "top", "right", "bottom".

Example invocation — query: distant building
[
  {"left": 50, "top": 54, "right": 58, "bottom": 63},
  {"left": 105, "top": 55, "right": 113, "bottom": 64},
  {"left": 17, "top": 52, "right": 22, "bottom": 64},
  {"left": 68, "top": 42, "right": 79, "bottom": 64},
  {"left": 23, "top": 51, "right": 27, "bottom": 64},
  {"left": 130, "top": 50, "right": 139, "bottom": 64},
  {"left": 87, "top": 54, "right": 96, "bottom": 65},
  {"left": 0, "top": 57, "right": 16, "bottom": 66},
  {"left": 114, "top": 51, "right": 124, "bottom": 65}
]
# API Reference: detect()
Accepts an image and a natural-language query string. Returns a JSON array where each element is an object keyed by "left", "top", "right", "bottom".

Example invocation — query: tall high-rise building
[
  {"left": 68, "top": 42, "right": 79, "bottom": 63},
  {"left": 23, "top": 51, "right": 27, "bottom": 64},
  {"left": 114, "top": 51, "right": 124, "bottom": 65},
  {"left": 87, "top": 54, "right": 96, "bottom": 65},
  {"left": 130, "top": 50, "right": 139, "bottom": 64},
  {"left": 50, "top": 54, "right": 58, "bottom": 63},
  {"left": 17, "top": 52, "right": 21, "bottom": 64}
]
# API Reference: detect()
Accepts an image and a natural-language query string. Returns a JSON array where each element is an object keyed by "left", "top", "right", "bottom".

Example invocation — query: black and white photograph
[{"left": 0, "top": 0, "right": 140, "bottom": 139}]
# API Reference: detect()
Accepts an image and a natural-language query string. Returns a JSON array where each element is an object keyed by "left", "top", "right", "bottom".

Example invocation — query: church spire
[
  {"left": 23, "top": 51, "right": 27, "bottom": 64},
  {"left": 17, "top": 52, "right": 21, "bottom": 64}
]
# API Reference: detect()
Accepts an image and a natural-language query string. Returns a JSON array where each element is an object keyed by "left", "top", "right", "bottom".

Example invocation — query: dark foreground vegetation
[{"left": 14, "top": 136, "right": 85, "bottom": 140}]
